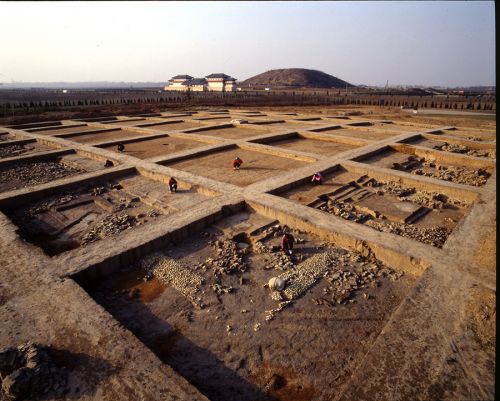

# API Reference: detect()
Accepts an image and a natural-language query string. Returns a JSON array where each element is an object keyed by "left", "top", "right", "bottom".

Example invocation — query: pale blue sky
[{"left": 0, "top": 1, "right": 495, "bottom": 86}]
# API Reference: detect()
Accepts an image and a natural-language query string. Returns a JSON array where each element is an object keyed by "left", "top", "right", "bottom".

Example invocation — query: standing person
[
  {"left": 311, "top": 172, "right": 324, "bottom": 185},
  {"left": 281, "top": 231, "right": 295, "bottom": 256},
  {"left": 232, "top": 156, "right": 243, "bottom": 170},
  {"left": 117, "top": 143, "right": 125, "bottom": 152},
  {"left": 168, "top": 177, "right": 178, "bottom": 193}
]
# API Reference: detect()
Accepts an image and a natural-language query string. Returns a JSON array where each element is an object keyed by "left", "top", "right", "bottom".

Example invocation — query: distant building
[{"left": 164, "top": 73, "right": 237, "bottom": 92}]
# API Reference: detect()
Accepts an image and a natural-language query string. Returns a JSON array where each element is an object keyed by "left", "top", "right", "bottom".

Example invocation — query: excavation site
[{"left": 0, "top": 106, "right": 495, "bottom": 401}]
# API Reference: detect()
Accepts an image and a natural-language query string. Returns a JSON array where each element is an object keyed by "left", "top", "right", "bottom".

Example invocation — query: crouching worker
[
  {"left": 104, "top": 159, "right": 114, "bottom": 168},
  {"left": 233, "top": 156, "right": 243, "bottom": 170},
  {"left": 311, "top": 172, "right": 324, "bottom": 185},
  {"left": 168, "top": 177, "right": 178, "bottom": 193},
  {"left": 117, "top": 143, "right": 125, "bottom": 152},
  {"left": 281, "top": 231, "right": 295, "bottom": 256}
]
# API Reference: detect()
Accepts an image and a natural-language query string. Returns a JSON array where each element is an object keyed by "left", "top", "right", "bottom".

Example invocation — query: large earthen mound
[{"left": 241, "top": 68, "right": 355, "bottom": 89}]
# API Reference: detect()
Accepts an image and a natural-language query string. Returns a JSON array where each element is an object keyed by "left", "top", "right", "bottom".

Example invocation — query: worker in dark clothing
[
  {"left": 233, "top": 156, "right": 243, "bottom": 170},
  {"left": 311, "top": 172, "right": 324, "bottom": 185},
  {"left": 281, "top": 232, "right": 295, "bottom": 255},
  {"left": 117, "top": 143, "right": 125, "bottom": 152},
  {"left": 104, "top": 159, "right": 114, "bottom": 168},
  {"left": 168, "top": 177, "right": 178, "bottom": 193}
]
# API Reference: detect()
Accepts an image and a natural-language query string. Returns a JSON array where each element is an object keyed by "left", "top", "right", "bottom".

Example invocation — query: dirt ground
[
  {"left": 190, "top": 126, "right": 270, "bottom": 140},
  {"left": 317, "top": 127, "right": 399, "bottom": 141},
  {"left": 137, "top": 121, "right": 202, "bottom": 131},
  {"left": 167, "top": 147, "right": 309, "bottom": 187},
  {"left": 103, "top": 136, "right": 208, "bottom": 160},
  {"left": 265, "top": 136, "right": 358, "bottom": 156},
  {"left": 80, "top": 211, "right": 416, "bottom": 401},
  {"left": 32, "top": 125, "right": 100, "bottom": 136},
  {"left": 67, "top": 129, "right": 146, "bottom": 144}
]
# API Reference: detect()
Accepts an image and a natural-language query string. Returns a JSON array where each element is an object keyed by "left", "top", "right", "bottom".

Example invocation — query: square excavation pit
[
  {"left": 0, "top": 153, "right": 104, "bottom": 193},
  {"left": 101, "top": 136, "right": 209, "bottom": 159},
  {"left": 65, "top": 129, "right": 147, "bottom": 144},
  {"left": 139, "top": 121, "right": 203, "bottom": 131},
  {"left": 357, "top": 147, "right": 493, "bottom": 187},
  {"left": 74, "top": 210, "right": 416, "bottom": 401},
  {"left": 2, "top": 173, "right": 212, "bottom": 256},
  {"left": 402, "top": 136, "right": 496, "bottom": 159},
  {"left": 262, "top": 134, "right": 359, "bottom": 156},
  {"left": 278, "top": 167, "right": 472, "bottom": 248},
  {"left": 439, "top": 128, "right": 496, "bottom": 142},
  {"left": 165, "top": 147, "right": 309, "bottom": 187},
  {"left": 0, "top": 140, "right": 56, "bottom": 159},
  {"left": 187, "top": 125, "right": 269, "bottom": 140}
]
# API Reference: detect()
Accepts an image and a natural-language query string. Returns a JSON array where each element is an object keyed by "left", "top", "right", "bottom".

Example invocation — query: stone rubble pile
[
  {"left": 365, "top": 179, "right": 468, "bottom": 208},
  {"left": 81, "top": 213, "right": 138, "bottom": 245},
  {"left": 0, "top": 161, "right": 84, "bottom": 187},
  {"left": 0, "top": 144, "right": 27, "bottom": 158},
  {"left": 141, "top": 254, "right": 206, "bottom": 308},
  {"left": 194, "top": 238, "right": 249, "bottom": 275},
  {"left": 394, "top": 155, "right": 490, "bottom": 187},
  {"left": 365, "top": 220, "right": 451, "bottom": 247},
  {"left": 318, "top": 200, "right": 369, "bottom": 222},
  {"left": 0, "top": 342, "right": 68, "bottom": 400},
  {"left": 265, "top": 248, "right": 401, "bottom": 320},
  {"left": 433, "top": 142, "right": 495, "bottom": 159}
]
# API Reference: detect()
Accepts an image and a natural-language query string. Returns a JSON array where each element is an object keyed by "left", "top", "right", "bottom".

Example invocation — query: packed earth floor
[{"left": 0, "top": 106, "right": 496, "bottom": 401}]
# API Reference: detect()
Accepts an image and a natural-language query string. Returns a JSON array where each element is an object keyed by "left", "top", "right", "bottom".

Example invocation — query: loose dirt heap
[
  {"left": 433, "top": 142, "right": 495, "bottom": 159},
  {"left": 319, "top": 200, "right": 369, "bottom": 222},
  {"left": 0, "top": 161, "right": 85, "bottom": 188},
  {"left": 0, "top": 144, "right": 27, "bottom": 158},
  {"left": 0, "top": 342, "right": 68, "bottom": 401},
  {"left": 394, "top": 155, "right": 490, "bottom": 187}
]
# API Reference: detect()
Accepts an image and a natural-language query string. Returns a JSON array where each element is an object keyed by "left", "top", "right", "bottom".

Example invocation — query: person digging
[{"left": 281, "top": 231, "right": 295, "bottom": 256}]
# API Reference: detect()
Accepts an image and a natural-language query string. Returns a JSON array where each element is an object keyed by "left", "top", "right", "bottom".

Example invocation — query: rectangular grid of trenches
[
  {"left": 0, "top": 108, "right": 495, "bottom": 401},
  {"left": 0, "top": 171, "right": 215, "bottom": 256},
  {"left": 72, "top": 207, "right": 417, "bottom": 401}
]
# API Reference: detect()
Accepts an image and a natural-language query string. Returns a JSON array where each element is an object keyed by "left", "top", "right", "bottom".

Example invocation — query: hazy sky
[{"left": 0, "top": 1, "right": 495, "bottom": 86}]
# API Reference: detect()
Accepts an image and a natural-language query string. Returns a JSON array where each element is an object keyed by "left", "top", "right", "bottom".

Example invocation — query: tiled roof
[
  {"left": 205, "top": 73, "right": 230, "bottom": 79},
  {"left": 183, "top": 78, "right": 207, "bottom": 86},
  {"left": 170, "top": 75, "right": 193, "bottom": 80}
]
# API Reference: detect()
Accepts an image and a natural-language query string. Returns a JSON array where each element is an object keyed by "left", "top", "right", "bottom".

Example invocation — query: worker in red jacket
[
  {"left": 281, "top": 231, "right": 295, "bottom": 255},
  {"left": 233, "top": 156, "right": 243, "bottom": 170},
  {"left": 311, "top": 172, "right": 324, "bottom": 185}
]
